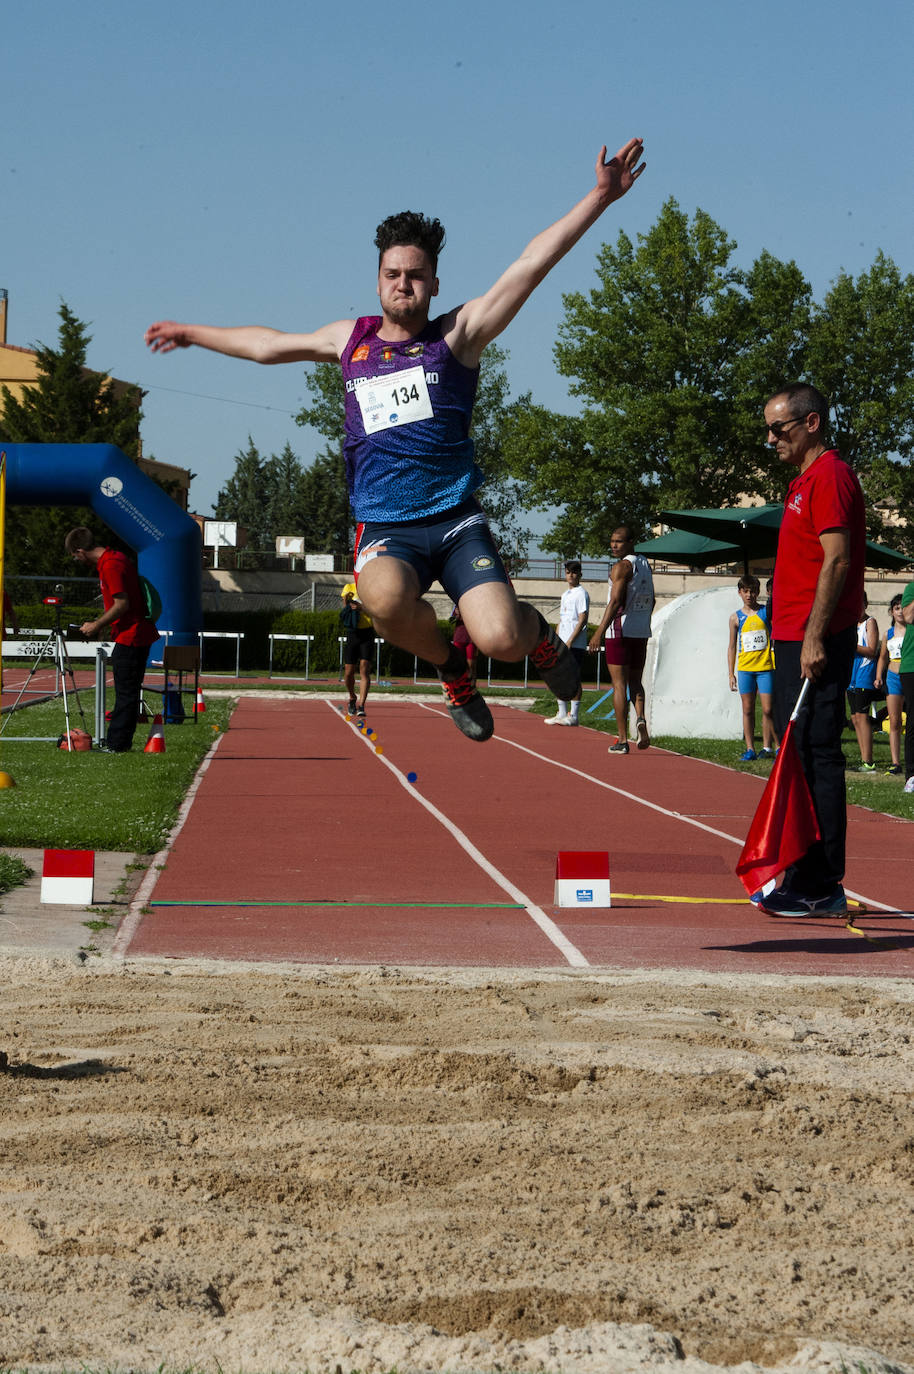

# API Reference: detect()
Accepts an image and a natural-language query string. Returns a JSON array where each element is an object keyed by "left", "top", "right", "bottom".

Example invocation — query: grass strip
[
  {"left": 0, "top": 853, "right": 32, "bottom": 895},
  {"left": 0, "top": 694, "right": 233, "bottom": 852}
]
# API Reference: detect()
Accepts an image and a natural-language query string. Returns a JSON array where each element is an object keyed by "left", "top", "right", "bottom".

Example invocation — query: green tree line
[{"left": 4, "top": 201, "right": 914, "bottom": 573}]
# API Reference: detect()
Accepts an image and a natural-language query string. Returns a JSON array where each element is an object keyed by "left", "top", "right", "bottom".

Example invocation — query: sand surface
[{"left": 2, "top": 956, "right": 913, "bottom": 1374}]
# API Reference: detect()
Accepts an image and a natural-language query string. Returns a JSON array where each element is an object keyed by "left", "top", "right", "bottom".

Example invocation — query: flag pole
[
  {"left": 0, "top": 450, "right": 14, "bottom": 788},
  {"left": 790, "top": 677, "right": 811, "bottom": 721}
]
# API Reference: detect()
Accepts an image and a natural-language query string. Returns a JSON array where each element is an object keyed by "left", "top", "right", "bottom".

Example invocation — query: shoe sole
[
  {"left": 445, "top": 704, "right": 494, "bottom": 741},
  {"left": 636, "top": 720, "right": 650, "bottom": 750}
]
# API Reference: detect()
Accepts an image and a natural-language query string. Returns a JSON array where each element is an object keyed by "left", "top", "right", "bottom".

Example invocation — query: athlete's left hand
[{"left": 596, "top": 138, "right": 646, "bottom": 202}]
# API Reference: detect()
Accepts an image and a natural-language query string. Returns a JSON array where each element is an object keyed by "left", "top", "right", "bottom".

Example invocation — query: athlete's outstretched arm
[
  {"left": 144, "top": 319, "right": 352, "bottom": 365},
  {"left": 447, "top": 138, "right": 645, "bottom": 366}
]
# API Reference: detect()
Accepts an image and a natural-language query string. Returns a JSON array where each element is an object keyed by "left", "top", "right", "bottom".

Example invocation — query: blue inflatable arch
[{"left": 3, "top": 443, "right": 202, "bottom": 647}]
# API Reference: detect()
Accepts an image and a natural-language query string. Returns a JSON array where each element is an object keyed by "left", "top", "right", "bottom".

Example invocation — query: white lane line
[
  {"left": 497, "top": 731, "right": 746, "bottom": 845},
  {"left": 415, "top": 699, "right": 744, "bottom": 845},
  {"left": 332, "top": 703, "right": 588, "bottom": 968},
  {"left": 417, "top": 703, "right": 910, "bottom": 920},
  {"left": 112, "top": 731, "right": 226, "bottom": 958}
]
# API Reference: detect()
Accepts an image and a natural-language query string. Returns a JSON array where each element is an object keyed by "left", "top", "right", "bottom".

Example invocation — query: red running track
[{"left": 118, "top": 696, "right": 914, "bottom": 975}]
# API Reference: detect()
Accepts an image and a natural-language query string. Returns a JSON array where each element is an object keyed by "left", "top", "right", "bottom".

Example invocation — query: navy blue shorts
[{"left": 354, "top": 499, "right": 510, "bottom": 604}]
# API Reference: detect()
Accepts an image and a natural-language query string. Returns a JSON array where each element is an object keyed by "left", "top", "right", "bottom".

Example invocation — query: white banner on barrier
[{"left": 2, "top": 637, "right": 116, "bottom": 659}]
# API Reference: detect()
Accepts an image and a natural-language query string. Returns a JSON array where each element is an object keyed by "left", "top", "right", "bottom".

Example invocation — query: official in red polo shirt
[
  {"left": 64, "top": 526, "right": 160, "bottom": 752},
  {"left": 750, "top": 384, "right": 866, "bottom": 919}
]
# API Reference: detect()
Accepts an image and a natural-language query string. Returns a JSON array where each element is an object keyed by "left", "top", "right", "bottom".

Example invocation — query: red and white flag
[{"left": 736, "top": 682, "right": 820, "bottom": 896}]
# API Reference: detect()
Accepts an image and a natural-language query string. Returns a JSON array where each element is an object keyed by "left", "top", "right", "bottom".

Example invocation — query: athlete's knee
[
  {"left": 462, "top": 604, "right": 529, "bottom": 660},
  {"left": 358, "top": 581, "right": 416, "bottom": 629},
  {"left": 472, "top": 619, "right": 528, "bottom": 661}
]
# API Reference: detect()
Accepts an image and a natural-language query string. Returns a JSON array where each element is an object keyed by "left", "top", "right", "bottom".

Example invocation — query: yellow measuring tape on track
[
  {"left": 619, "top": 891, "right": 908, "bottom": 949},
  {"left": 614, "top": 892, "right": 749, "bottom": 905}
]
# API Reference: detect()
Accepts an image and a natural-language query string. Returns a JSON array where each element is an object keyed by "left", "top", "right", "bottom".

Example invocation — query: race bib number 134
[{"left": 355, "top": 365, "right": 433, "bottom": 434}]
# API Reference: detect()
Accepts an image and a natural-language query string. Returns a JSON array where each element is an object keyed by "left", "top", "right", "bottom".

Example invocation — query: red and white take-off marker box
[
  {"left": 41, "top": 850, "right": 95, "bottom": 905},
  {"left": 554, "top": 851, "right": 611, "bottom": 907}
]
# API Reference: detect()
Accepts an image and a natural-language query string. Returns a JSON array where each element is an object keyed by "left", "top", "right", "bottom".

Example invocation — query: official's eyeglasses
[{"left": 766, "top": 415, "right": 809, "bottom": 440}]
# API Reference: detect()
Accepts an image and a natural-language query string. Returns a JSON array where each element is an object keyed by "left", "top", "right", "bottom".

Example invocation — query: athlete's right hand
[{"left": 145, "top": 321, "right": 192, "bottom": 353}]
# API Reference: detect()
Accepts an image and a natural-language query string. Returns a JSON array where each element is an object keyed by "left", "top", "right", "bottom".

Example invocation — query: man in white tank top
[{"left": 588, "top": 525, "right": 654, "bottom": 754}]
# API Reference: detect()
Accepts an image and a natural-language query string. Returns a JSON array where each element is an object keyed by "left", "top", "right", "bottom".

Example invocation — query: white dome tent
[{"left": 644, "top": 585, "right": 744, "bottom": 740}]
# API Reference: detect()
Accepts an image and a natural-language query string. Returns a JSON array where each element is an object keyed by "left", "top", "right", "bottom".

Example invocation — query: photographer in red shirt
[{"left": 65, "top": 526, "right": 159, "bottom": 753}]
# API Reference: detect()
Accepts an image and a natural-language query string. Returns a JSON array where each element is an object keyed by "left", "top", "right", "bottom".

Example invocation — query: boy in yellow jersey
[{"left": 727, "top": 575, "right": 779, "bottom": 761}]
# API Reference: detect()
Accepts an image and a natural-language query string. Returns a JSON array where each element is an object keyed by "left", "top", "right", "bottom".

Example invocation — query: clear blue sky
[{"left": 4, "top": 0, "right": 912, "bottom": 525}]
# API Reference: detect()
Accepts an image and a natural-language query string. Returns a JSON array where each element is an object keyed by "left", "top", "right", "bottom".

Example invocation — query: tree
[
  {"left": 264, "top": 442, "right": 308, "bottom": 541},
  {"left": 293, "top": 343, "right": 531, "bottom": 564},
  {"left": 213, "top": 437, "right": 276, "bottom": 549},
  {"left": 464, "top": 343, "right": 532, "bottom": 564},
  {"left": 213, "top": 432, "right": 352, "bottom": 560},
  {"left": 1, "top": 301, "right": 144, "bottom": 578},
  {"left": 806, "top": 252, "right": 914, "bottom": 551},
  {"left": 297, "top": 449, "right": 351, "bottom": 556},
  {"left": 499, "top": 199, "right": 813, "bottom": 553}
]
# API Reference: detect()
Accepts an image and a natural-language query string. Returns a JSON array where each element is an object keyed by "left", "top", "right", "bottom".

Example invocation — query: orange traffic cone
[
  {"left": 144, "top": 713, "right": 166, "bottom": 754},
  {"left": 195, "top": 686, "right": 206, "bottom": 714}
]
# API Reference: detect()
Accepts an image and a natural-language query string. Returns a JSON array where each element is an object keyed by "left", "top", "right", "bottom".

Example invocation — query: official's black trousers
[
  {"left": 107, "top": 642, "right": 151, "bottom": 752},
  {"left": 772, "top": 627, "right": 856, "bottom": 897}
]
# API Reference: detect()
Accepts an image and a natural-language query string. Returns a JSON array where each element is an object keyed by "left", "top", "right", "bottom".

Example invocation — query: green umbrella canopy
[
  {"left": 659, "top": 506, "right": 783, "bottom": 568},
  {"left": 635, "top": 529, "right": 745, "bottom": 570},
  {"left": 659, "top": 506, "right": 912, "bottom": 573}
]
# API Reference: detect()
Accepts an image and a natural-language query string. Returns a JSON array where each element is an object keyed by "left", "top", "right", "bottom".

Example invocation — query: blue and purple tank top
[{"left": 340, "top": 315, "right": 482, "bottom": 522}]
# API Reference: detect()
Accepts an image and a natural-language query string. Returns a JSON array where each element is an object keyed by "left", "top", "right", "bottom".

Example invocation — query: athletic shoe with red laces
[
  {"left": 529, "top": 614, "right": 581, "bottom": 701},
  {"left": 436, "top": 662, "right": 494, "bottom": 741}
]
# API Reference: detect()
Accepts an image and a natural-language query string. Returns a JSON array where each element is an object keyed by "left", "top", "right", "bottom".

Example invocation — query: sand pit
[{"left": 1, "top": 955, "right": 913, "bottom": 1374}]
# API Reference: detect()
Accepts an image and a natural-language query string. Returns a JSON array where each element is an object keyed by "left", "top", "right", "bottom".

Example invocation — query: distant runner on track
[{"left": 146, "top": 137, "right": 646, "bottom": 742}]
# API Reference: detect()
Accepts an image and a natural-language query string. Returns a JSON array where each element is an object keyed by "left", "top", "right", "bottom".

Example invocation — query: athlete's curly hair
[{"left": 375, "top": 211, "right": 446, "bottom": 272}]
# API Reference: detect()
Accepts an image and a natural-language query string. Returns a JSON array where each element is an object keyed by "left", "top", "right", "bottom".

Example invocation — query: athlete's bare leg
[
  {"left": 343, "top": 661, "right": 357, "bottom": 707},
  {"left": 357, "top": 658, "right": 372, "bottom": 710},
  {"left": 457, "top": 581, "right": 540, "bottom": 661},
  {"left": 356, "top": 557, "right": 451, "bottom": 665},
  {"left": 609, "top": 662, "right": 630, "bottom": 744}
]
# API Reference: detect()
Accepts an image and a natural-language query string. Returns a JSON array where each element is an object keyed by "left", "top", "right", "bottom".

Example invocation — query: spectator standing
[
  {"left": 588, "top": 526, "right": 654, "bottom": 754},
  {"left": 727, "top": 575, "right": 778, "bottom": 761},
  {"left": 340, "top": 582, "right": 375, "bottom": 719},
  {"left": 874, "top": 594, "right": 906, "bottom": 775},
  {"left": 545, "top": 560, "right": 590, "bottom": 726},
  {"left": 64, "top": 527, "right": 159, "bottom": 753},
  {"left": 846, "top": 594, "right": 879, "bottom": 771},
  {"left": 899, "top": 579, "right": 914, "bottom": 793}
]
